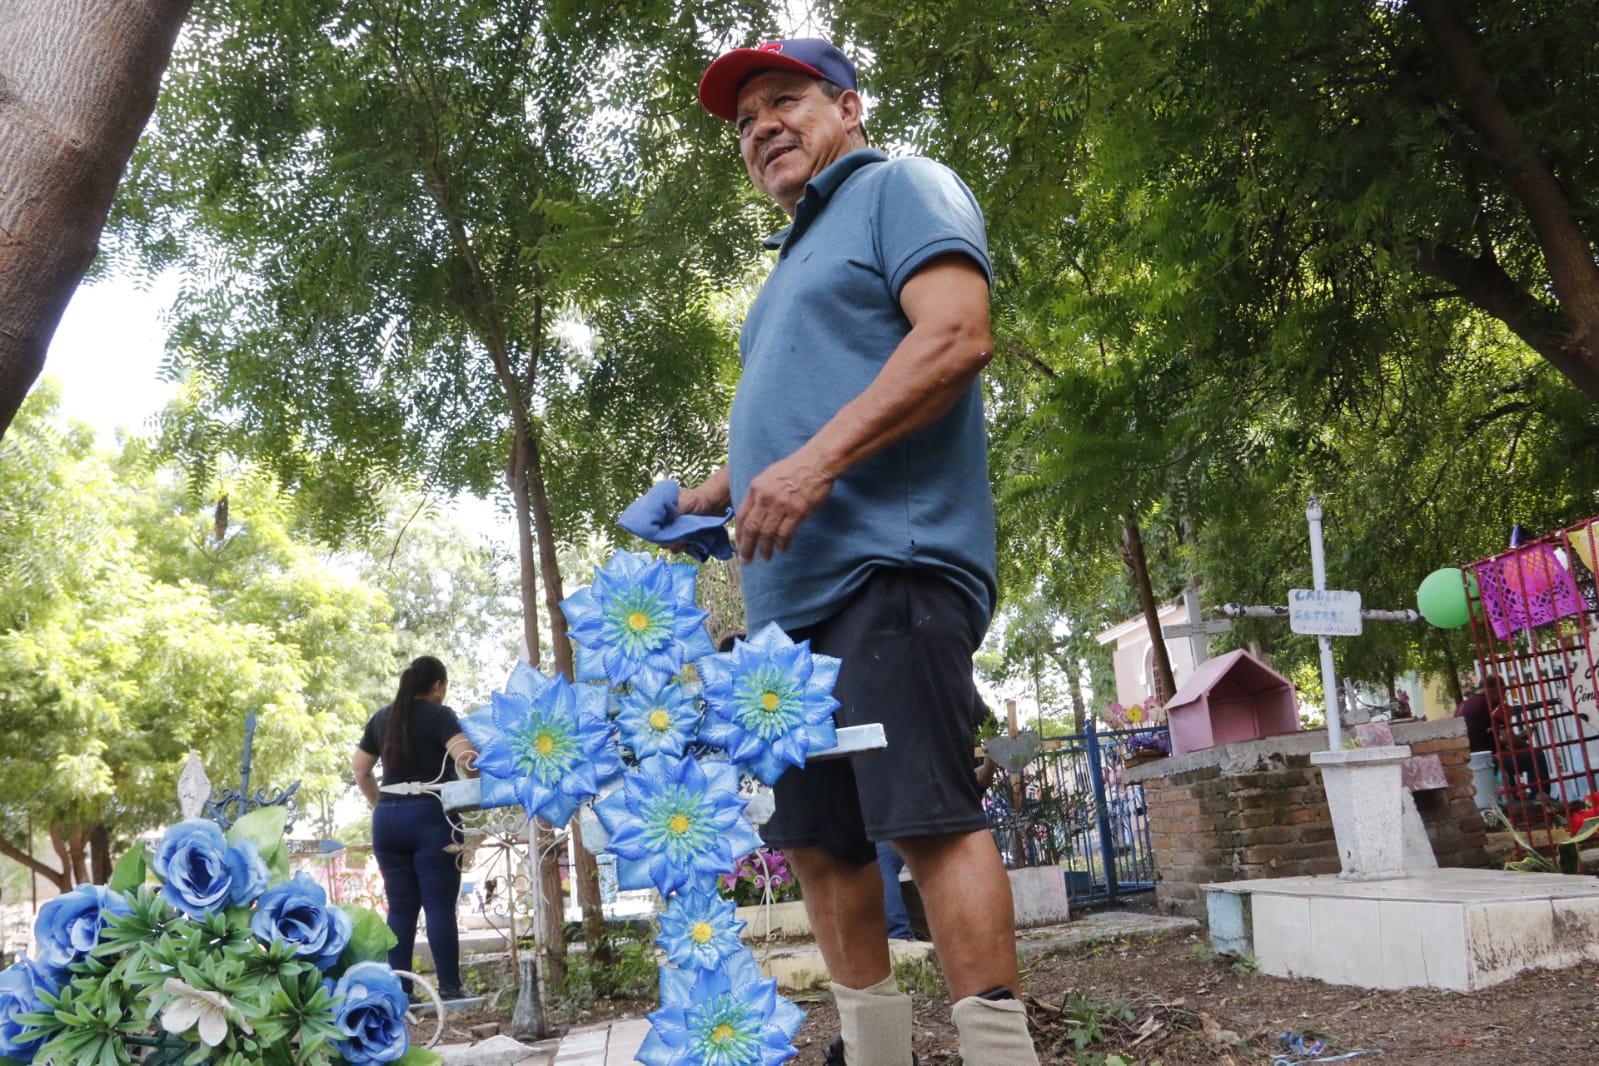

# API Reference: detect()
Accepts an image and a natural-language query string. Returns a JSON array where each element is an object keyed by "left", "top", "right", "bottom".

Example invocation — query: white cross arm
[
  {"left": 1219, "top": 603, "right": 1420, "bottom": 623},
  {"left": 430, "top": 723, "right": 889, "bottom": 815},
  {"left": 1161, "top": 619, "right": 1233, "bottom": 639}
]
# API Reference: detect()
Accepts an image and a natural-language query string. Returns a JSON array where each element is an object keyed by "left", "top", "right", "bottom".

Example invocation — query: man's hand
[
  {"left": 735, "top": 447, "right": 835, "bottom": 562},
  {"left": 678, "top": 465, "right": 732, "bottom": 516},
  {"left": 662, "top": 466, "right": 733, "bottom": 555}
]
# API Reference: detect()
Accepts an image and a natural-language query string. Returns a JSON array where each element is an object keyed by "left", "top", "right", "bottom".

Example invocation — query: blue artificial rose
[
  {"left": 0, "top": 956, "right": 58, "bottom": 1060},
  {"left": 331, "top": 962, "right": 411, "bottom": 1065},
  {"left": 149, "top": 819, "right": 270, "bottom": 919},
  {"left": 34, "top": 883, "right": 132, "bottom": 977},
  {"left": 251, "top": 872, "right": 352, "bottom": 969}
]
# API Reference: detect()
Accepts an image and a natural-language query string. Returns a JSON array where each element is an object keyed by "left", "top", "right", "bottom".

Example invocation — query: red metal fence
[{"left": 1466, "top": 517, "right": 1599, "bottom": 857}]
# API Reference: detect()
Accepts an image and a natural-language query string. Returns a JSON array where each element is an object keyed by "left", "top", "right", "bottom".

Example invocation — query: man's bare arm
[
  {"left": 736, "top": 254, "right": 992, "bottom": 561},
  {"left": 679, "top": 463, "right": 732, "bottom": 515}
]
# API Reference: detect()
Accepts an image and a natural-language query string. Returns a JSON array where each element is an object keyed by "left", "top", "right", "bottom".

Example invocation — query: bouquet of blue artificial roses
[{"left": 0, "top": 807, "right": 438, "bottom": 1066}]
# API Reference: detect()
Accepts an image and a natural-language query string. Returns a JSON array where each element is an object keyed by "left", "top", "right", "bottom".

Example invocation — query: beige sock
[
  {"left": 832, "top": 975, "right": 913, "bottom": 1066},
  {"left": 951, "top": 994, "right": 1040, "bottom": 1066}
]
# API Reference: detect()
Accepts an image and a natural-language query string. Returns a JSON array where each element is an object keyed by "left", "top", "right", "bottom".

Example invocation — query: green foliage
[
  {"left": 0, "top": 388, "right": 500, "bottom": 879},
  {"left": 360, "top": 496, "right": 519, "bottom": 707},
  {"left": 553, "top": 926, "right": 658, "bottom": 1009},
  {"left": 891, "top": 953, "right": 944, "bottom": 999},
  {"left": 108, "top": 843, "right": 149, "bottom": 895},
  {"left": 19, "top": 833, "right": 401, "bottom": 1064},
  {"left": 110, "top": 1, "right": 770, "bottom": 548},
  {"left": 829, "top": 0, "right": 1599, "bottom": 695},
  {"left": 335, "top": 905, "right": 400, "bottom": 971},
  {"left": 228, "top": 808, "right": 292, "bottom": 882}
]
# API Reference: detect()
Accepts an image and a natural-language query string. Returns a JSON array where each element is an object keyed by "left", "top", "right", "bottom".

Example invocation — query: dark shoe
[
  {"left": 437, "top": 986, "right": 467, "bottom": 1000},
  {"left": 824, "top": 1038, "right": 919, "bottom": 1065}
]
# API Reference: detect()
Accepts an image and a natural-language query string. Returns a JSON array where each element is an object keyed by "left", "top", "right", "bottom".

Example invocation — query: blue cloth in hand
[{"left": 619, "top": 479, "right": 734, "bottom": 561}]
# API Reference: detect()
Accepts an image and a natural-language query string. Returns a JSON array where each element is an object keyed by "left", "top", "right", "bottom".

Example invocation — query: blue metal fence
[{"left": 984, "top": 721, "right": 1164, "bottom": 906}]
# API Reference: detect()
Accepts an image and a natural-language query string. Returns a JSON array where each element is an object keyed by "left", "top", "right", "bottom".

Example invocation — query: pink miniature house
[{"left": 1165, "top": 648, "right": 1299, "bottom": 756}]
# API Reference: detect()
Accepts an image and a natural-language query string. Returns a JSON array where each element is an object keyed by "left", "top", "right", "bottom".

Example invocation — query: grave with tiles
[{"left": 1134, "top": 499, "right": 1599, "bottom": 991}]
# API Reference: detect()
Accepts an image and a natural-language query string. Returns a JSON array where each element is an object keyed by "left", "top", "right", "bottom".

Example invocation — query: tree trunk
[
  {"left": 48, "top": 823, "right": 74, "bottom": 885},
  {"left": 1439, "top": 635, "right": 1465, "bottom": 705},
  {"left": 524, "top": 433, "right": 607, "bottom": 954},
  {"left": 1066, "top": 656, "right": 1088, "bottom": 735},
  {"left": 508, "top": 433, "right": 542, "bottom": 666},
  {"left": 0, "top": 831, "right": 70, "bottom": 892},
  {"left": 66, "top": 828, "right": 89, "bottom": 885},
  {"left": 0, "top": 0, "right": 193, "bottom": 440},
  {"left": 531, "top": 818, "right": 567, "bottom": 987},
  {"left": 88, "top": 823, "right": 111, "bottom": 884},
  {"left": 1121, "top": 513, "right": 1177, "bottom": 702},
  {"left": 506, "top": 434, "right": 567, "bottom": 987}
]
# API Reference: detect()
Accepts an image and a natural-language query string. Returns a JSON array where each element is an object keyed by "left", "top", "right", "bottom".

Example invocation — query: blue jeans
[
  {"left": 373, "top": 796, "right": 463, "bottom": 991},
  {"left": 876, "top": 841, "right": 913, "bottom": 940}
]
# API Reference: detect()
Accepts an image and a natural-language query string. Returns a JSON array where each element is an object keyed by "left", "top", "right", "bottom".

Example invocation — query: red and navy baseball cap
[{"left": 698, "top": 38, "right": 858, "bottom": 122}]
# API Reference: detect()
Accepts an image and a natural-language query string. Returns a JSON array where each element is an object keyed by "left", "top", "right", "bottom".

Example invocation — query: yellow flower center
[
  {"left": 649, "top": 709, "right": 672, "bottom": 732},
  {"left": 668, "top": 814, "right": 690, "bottom": 835},
  {"left": 628, "top": 611, "right": 650, "bottom": 631},
  {"left": 691, "top": 921, "right": 715, "bottom": 944},
  {"left": 535, "top": 734, "right": 554, "bottom": 757},
  {"left": 1126, "top": 705, "right": 1144, "bottom": 723},
  {"left": 760, "top": 692, "right": 780, "bottom": 713},
  {"left": 711, "top": 1024, "right": 735, "bottom": 1045}
]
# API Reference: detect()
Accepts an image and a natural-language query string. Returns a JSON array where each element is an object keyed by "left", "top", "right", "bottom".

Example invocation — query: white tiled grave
[{"left": 1204, "top": 868, "right": 1599, "bottom": 991}]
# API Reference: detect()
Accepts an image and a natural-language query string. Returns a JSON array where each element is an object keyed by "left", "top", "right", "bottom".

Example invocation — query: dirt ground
[
  {"left": 417, "top": 924, "right": 1599, "bottom": 1065},
  {"left": 791, "top": 929, "right": 1599, "bottom": 1065}
]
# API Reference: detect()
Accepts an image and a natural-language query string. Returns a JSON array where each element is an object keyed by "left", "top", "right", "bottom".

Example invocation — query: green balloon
[{"left": 1417, "top": 567, "right": 1470, "bottom": 629}]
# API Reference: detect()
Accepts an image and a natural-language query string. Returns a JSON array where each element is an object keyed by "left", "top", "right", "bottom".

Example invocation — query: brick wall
[{"left": 1131, "top": 720, "right": 1488, "bottom": 919}]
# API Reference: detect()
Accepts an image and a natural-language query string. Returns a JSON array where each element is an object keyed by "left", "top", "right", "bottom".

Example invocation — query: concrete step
[
  {"left": 436, "top": 1032, "right": 559, "bottom": 1065},
  {"left": 1205, "top": 866, "right": 1599, "bottom": 990},
  {"left": 550, "top": 1018, "right": 651, "bottom": 1065}
]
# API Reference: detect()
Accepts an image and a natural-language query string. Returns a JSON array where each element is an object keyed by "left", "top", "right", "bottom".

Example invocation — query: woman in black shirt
[{"left": 352, "top": 655, "right": 477, "bottom": 999}]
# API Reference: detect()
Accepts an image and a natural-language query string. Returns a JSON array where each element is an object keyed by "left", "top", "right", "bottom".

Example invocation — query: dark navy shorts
[{"left": 759, "top": 567, "right": 990, "bottom": 867}]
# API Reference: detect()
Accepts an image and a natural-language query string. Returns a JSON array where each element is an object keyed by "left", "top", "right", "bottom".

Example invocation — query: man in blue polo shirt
[{"left": 678, "top": 39, "right": 1040, "bottom": 1066}]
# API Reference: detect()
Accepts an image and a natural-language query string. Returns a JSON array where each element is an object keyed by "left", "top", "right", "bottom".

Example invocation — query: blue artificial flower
[
  {"left": 149, "top": 819, "right": 270, "bottom": 920},
  {"left": 699, "top": 622, "right": 840, "bottom": 786},
  {"left": 615, "top": 677, "right": 703, "bottom": 760},
  {"left": 33, "top": 884, "right": 132, "bottom": 977},
  {"left": 596, "top": 754, "right": 762, "bottom": 897},
  {"left": 331, "top": 962, "right": 410, "bottom": 1065},
  {"left": 637, "top": 949, "right": 804, "bottom": 1066},
  {"left": 251, "top": 872, "right": 353, "bottom": 970},
  {"left": 561, "top": 550, "right": 715, "bottom": 689},
  {"left": 0, "top": 957, "right": 58, "bottom": 1060},
  {"left": 655, "top": 889, "right": 746, "bottom": 973},
  {"left": 474, "top": 671, "right": 624, "bottom": 827}
]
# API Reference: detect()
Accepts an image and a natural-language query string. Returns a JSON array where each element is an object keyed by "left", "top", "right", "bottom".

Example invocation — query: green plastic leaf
[
  {"left": 227, "top": 806, "right": 290, "bottom": 857},
  {"left": 108, "top": 842, "right": 149, "bottom": 894},
  {"left": 335, "top": 905, "right": 397, "bottom": 969},
  {"left": 395, "top": 1048, "right": 444, "bottom": 1066}
]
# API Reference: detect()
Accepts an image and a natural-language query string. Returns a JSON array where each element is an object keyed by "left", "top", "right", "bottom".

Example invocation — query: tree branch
[
  {"left": 999, "top": 339, "right": 1058, "bottom": 378},
  {"left": 0, "top": 831, "right": 68, "bottom": 890},
  {"left": 1410, "top": 0, "right": 1599, "bottom": 335},
  {"left": 1411, "top": 241, "right": 1599, "bottom": 402}
]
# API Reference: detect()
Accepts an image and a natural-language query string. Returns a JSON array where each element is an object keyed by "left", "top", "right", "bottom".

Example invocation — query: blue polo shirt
[{"left": 729, "top": 148, "right": 998, "bottom": 638}]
